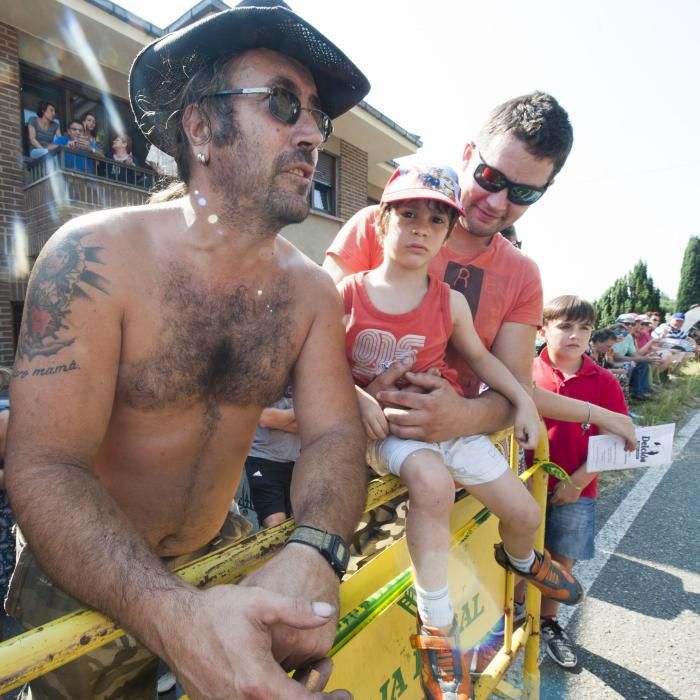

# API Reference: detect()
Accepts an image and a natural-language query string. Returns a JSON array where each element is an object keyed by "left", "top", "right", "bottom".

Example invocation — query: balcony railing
[{"left": 26, "top": 147, "right": 156, "bottom": 191}]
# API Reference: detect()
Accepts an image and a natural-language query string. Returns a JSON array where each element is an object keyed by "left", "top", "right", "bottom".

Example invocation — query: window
[
  {"left": 311, "top": 151, "right": 336, "bottom": 215},
  {"left": 20, "top": 64, "right": 147, "bottom": 163}
]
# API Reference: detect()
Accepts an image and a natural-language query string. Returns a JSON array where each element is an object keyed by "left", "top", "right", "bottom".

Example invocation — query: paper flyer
[{"left": 587, "top": 423, "right": 676, "bottom": 472}]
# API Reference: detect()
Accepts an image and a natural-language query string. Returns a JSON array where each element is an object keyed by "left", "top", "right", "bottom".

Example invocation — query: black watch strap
[{"left": 286, "top": 525, "right": 350, "bottom": 579}]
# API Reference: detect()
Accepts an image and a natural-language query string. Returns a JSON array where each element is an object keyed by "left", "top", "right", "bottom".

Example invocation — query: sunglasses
[
  {"left": 208, "top": 86, "right": 333, "bottom": 143},
  {"left": 474, "top": 151, "right": 549, "bottom": 205}
]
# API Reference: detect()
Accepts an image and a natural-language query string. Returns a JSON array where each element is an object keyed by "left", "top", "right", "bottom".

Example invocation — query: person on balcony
[
  {"left": 81, "top": 111, "right": 103, "bottom": 154},
  {"left": 27, "top": 101, "right": 61, "bottom": 159},
  {"left": 106, "top": 133, "right": 137, "bottom": 182},
  {"left": 52, "top": 120, "right": 98, "bottom": 173}
]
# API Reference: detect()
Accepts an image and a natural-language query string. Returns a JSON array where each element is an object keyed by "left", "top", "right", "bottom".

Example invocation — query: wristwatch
[{"left": 286, "top": 525, "right": 350, "bottom": 579}]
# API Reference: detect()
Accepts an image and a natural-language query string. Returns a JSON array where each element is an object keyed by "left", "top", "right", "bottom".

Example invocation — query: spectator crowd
[{"left": 26, "top": 102, "right": 178, "bottom": 182}]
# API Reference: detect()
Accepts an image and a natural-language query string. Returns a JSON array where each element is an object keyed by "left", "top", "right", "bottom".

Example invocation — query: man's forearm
[
  {"left": 6, "top": 460, "right": 190, "bottom": 657},
  {"left": 455, "top": 390, "right": 515, "bottom": 437},
  {"left": 289, "top": 422, "right": 366, "bottom": 540}
]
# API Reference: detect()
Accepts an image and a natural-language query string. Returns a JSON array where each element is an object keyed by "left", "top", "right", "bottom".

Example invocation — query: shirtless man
[{"left": 5, "top": 2, "right": 369, "bottom": 699}]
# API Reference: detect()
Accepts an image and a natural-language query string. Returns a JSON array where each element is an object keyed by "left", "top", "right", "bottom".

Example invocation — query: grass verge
[{"left": 628, "top": 360, "right": 700, "bottom": 427}]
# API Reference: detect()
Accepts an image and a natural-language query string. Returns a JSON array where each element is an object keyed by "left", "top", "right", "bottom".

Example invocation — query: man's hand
[
  {"left": 73, "top": 135, "right": 91, "bottom": 151},
  {"left": 363, "top": 355, "right": 415, "bottom": 399},
  {"left": 171, "top": 583, "right": 349, "bottom": 699},
  {"left": 378, "top": 371, "right": 468, "bottom": 442},
  {"left": 240, "top": 544, "right": 341, "bottom": 672}
]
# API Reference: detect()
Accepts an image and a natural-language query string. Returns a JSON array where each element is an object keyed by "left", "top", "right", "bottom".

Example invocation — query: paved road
[{"left": 539, "top": 411, "right": 700, "bottom": 700}]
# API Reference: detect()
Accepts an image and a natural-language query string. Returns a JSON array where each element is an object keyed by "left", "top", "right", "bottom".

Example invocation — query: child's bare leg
[
  {"left": 467, "top": 468, "right": 541, "bottom": 560},
  {"left": 469, "top": 470, "right": 583, "bottom": 605},
  {"left": 401, "top": 449, "right": 455, "bottom": 629}
]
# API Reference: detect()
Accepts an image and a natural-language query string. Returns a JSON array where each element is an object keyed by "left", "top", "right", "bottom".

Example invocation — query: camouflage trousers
[{"left": 5, "top": 512, "right": 252, "bottom": 699}]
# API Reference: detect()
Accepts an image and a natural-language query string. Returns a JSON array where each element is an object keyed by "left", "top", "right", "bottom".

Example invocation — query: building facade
[{"left": 0, "top": 0, "right": 421, "bottom": 365}]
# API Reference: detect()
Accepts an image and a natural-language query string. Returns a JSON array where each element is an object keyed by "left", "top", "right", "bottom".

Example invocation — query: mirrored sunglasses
[
  {"left": 209, "top": 86, "right": 333, "bottom": 143},
  {"left": 474, "top": 151, "right": 549, "bottom": 206}
]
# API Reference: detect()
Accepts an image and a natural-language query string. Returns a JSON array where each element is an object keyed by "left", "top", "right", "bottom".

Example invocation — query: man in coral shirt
[{"left": 324, "top": 91, "right": 636, "bottom": 449}]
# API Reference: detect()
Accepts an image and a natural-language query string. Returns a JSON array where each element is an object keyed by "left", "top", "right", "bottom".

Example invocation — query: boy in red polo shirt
[{"left": 532, "top": 295, "right": 628, "bottom": 668}]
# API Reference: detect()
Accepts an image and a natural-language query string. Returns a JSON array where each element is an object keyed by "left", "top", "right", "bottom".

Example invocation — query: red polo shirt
[{"left": 532, "top": 348, "right": 628, "bottom": 499}]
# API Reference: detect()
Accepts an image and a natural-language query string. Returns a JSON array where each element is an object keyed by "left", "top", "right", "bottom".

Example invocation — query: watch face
[{"left": 332, "top": 537, "right": 350, "bottom": 567}]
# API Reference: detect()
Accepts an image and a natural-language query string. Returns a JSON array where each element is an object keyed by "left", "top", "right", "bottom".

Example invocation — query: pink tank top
[{"left": 341, "top": 272, "right": 462, "bottom": 394}]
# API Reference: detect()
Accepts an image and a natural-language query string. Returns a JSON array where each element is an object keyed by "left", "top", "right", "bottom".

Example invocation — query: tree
[
  {"left": 594, "top": 260, "right": 663, "bottom": 327},
  {"left": 627, "top": 261, "right": 661, "bottom": 313},
  {"left": 595, "top": 277, "right": 630, "bottom": 327},
  {"left": 676, "top": 236, "right": 700, "bottom": 311}
]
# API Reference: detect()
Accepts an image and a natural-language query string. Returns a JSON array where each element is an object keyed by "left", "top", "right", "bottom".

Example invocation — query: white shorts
[{"left": 367, "top": 434, "right": 509, "bottom": 487}]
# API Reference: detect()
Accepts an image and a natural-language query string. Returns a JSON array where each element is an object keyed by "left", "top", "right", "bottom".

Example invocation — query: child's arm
[
  {"left": 449, "top": 291, "right": 540, "bottom": 449},
  {"left": 534, "top": 388, "right": 636, "bottom": 451},
  {"left": 258, "top": 407, "right": 297, "bottom": 433}
]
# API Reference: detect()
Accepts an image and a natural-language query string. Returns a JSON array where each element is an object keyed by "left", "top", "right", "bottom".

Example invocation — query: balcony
[
  {"left": 26, "top": 147, "right": 156, "bottom": 191},
  {"left": 23, "top": 147, "right": 157, "bottom": 261}
]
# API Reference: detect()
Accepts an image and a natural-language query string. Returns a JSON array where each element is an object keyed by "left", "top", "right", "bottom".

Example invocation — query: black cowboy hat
[{"left": 129, "top": 0, "right": 370, "bottom": 155}]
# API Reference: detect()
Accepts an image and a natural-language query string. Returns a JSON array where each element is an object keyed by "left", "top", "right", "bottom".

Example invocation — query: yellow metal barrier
[{"left": 0, "top": 429, "right": 550, "bottom": 698}]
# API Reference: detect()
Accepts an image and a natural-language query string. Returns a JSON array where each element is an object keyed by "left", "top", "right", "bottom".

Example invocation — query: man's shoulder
[
  {"left": 277, "top": 237, "right": 339, "bottom": 293},
  {"left": 334, "top": 205, "right": 379, "bottom": 243},
  {"left": 496, "top": 237, "right": 540, "bottom": 276},
  {"left": 45, "top": 203, "right": 156, "bottom": 252}
]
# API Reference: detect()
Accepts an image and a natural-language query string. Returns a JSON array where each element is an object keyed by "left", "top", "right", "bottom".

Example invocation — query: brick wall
[
  {"left": 24, "top": 174, "right": 149, "bottom": 259},
  {"left": 0, "top": 23, "right": 24, "bottom": 365},
  {"left": 337, "top": 140, "right": 368, "bottom": 222}
]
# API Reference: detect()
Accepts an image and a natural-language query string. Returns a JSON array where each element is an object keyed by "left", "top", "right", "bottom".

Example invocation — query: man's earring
[{"left": 197, "top": 152, "right": 208, "bottom": 165}]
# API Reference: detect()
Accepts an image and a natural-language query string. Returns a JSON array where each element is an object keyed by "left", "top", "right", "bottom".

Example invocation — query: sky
[{"left": 112, "top": 0, "right": 700, "bottom": 305}]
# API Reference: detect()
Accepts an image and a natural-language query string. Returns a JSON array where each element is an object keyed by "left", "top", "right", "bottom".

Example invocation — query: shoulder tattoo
[{"left": 17, "top": 231, "right": 109, "bottom": 361}]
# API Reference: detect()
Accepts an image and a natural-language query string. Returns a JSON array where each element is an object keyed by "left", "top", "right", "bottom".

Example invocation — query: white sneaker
[{"left": 157, "top": 671, "right": 176, "bottom": 694}]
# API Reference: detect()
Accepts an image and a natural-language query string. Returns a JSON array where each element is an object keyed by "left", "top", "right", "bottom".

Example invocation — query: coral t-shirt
[
  {"left": 327, "top": 205, "right": 543, "bottom": 397},
  {"left": 340, "top": 272, "right": 462, "bottom": 394}
]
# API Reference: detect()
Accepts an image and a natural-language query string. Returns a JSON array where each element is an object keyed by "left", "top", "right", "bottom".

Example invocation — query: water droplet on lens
[{"left": 207, "top": 214, "right": 218, "bottom": 224}]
